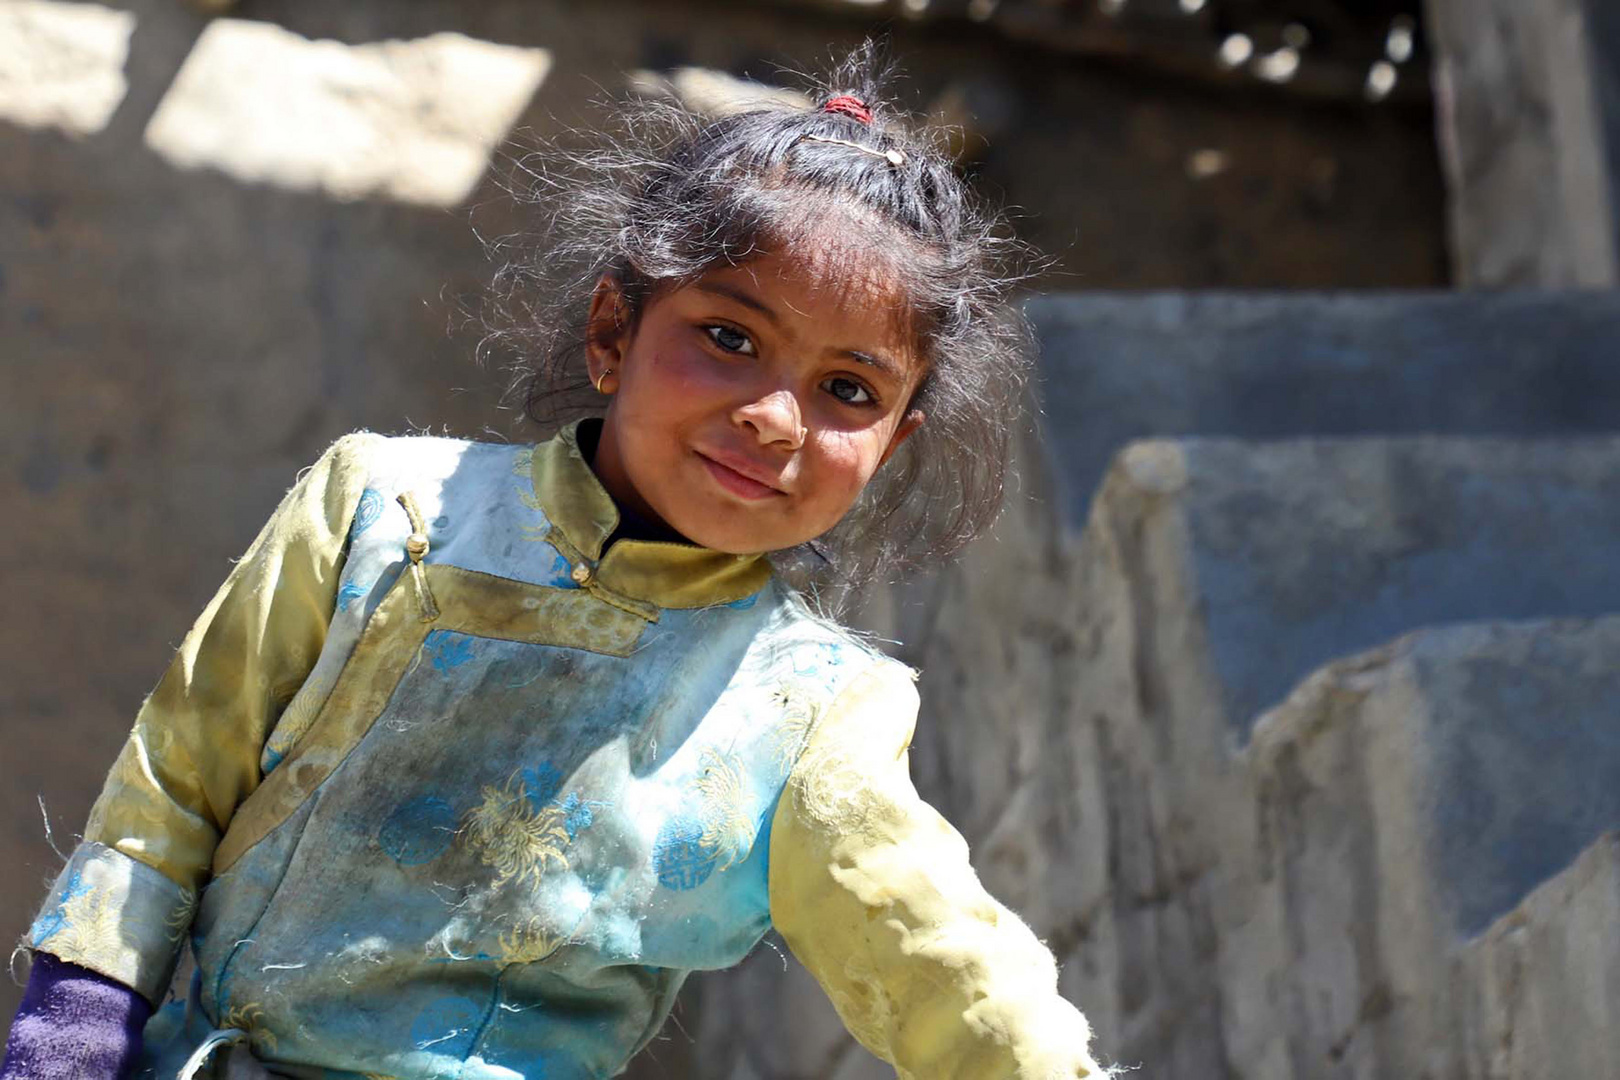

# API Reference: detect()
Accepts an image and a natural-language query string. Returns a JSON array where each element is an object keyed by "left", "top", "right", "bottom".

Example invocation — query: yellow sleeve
[
  {"left": 27, "top": 433, "right": 376, "bottom": 1003},
  {"left": 769, "top": 661, "right": 1109, "bottom": 1080}
]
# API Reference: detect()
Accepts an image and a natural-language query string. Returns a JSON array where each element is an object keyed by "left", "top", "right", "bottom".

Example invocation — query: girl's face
[{"left": 587, "top": 251, "right": 926, "bottom": 555}]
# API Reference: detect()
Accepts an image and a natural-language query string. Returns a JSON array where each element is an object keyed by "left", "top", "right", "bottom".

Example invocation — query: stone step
[
  {"left": 919, "top": 433, "right": 1620, "bottom": 1076},
  {"left": 1097, "top": 434, "right": 1620, "bottom": 744},
  {"left": 689, "top": 434, "right": 1620, "bottom": 1080},
  {"left": 1450, "top": 832, "right": 1620, "bottom": 1080},
  {"left": 1237, "top": 617, "right": 1620, "bottom": 1079},
  {"left": 1026, "top": 292, "right": 1620, "bottom": 524}
]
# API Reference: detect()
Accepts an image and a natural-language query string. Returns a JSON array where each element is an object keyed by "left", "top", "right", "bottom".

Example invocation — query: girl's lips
[{"left": 696, "top": 451, "right": 786, "bottom": 501}]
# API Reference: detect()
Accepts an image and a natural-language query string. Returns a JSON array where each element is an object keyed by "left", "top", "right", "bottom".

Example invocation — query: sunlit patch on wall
[
  {"left": 143, "top": 20, "right": 550, "bottom": 206},
  {"left": 0, "top": 0, "right": 137, "bottom": 137}
]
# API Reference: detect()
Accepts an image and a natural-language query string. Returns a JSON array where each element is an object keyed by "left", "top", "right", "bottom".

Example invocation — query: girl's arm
[
  {"left": 24, "top": 433, "right": 376, "bottom": 1007},
  {"left": 769, "top": 661, "right": 1110, "bottom": 1079},
  {"left": 0, "top": 955, "right": 150, "bottom": 1080}
]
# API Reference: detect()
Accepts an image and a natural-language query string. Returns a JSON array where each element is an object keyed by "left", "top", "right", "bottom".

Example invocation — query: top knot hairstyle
[{"left": 481, "top": 43, "right": 1040, "bottom": 602}]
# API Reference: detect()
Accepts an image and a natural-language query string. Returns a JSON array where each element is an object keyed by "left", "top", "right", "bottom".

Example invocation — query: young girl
[{"left": 4, "top": 50, "right": 1107, "bottom": 1080}]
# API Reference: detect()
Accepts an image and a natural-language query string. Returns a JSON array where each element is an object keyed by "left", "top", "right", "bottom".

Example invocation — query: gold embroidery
[
  {"left": 770, "top": 683, "right": 822, "bottom": 768},
  {"left": 52, "top": 884, "right": 124, "bottom": 974},
  {"left": 219, "top": 1002, "right": 279, "bottom": 1053},
  {"left": 496, "top": 917, "right": 567, "bottom": 966},
  {"left": 696, "top": 749, "right": 754, "bottom": 873},
  {"left": 164, "top": 889, "right": 196, "bottom": 944},
  {"left": 461, "top": 774, "right": 571, "bottom": 886},
  {"left": 510, "top": 446, "right": 535, "bottom": 479}
]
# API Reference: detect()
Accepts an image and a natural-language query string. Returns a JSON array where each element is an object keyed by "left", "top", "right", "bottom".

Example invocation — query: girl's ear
[
  {"left": 586, "top": 275, "right": 631, "bottom": 387},
  {"left": 878, "top": 409, "right": 925, "bottom": 468}
]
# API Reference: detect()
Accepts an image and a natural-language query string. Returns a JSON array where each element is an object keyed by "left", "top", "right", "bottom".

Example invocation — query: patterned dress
[{"left": 29, "top": 424, "right": 1104, "bottom": 1080}]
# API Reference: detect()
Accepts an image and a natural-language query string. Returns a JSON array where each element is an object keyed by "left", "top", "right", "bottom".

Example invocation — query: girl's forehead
[{"left": 742, "top": 250, "right": 896, "bottom": 305}]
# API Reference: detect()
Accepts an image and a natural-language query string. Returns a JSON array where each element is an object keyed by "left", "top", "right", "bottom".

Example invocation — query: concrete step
[
  {"left": 1238, "top": 617, "right": 1620, "bottom": 1079},
  {"left": 1026, "top": 291, "right": 1620, "bottom": 523}
]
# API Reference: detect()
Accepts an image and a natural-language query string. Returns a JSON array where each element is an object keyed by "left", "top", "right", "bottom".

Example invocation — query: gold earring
[{"left": 595, "top": 368, "right": 614, "bottom": 394}]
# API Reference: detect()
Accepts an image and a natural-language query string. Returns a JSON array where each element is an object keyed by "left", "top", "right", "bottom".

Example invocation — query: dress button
[{"left": 570, "top": 563, "right": 594, "bottom": 586}]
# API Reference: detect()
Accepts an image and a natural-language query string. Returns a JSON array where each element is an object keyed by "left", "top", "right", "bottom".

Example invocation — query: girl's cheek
[
  {"left": 815, "top": 430, "right": 881, "bottom": 498},
  {"left": 650, "top": 340, "right": 734, "bottom": 393}
]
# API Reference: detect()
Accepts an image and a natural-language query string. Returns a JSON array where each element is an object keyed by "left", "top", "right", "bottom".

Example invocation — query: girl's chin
[{"left": 662, "top": 508, "right": 807, "bottom": 557}]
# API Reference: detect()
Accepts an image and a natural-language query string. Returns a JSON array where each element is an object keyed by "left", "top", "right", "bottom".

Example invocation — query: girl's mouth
[{"left": 695, "top": 450, "right": 788, "bottom": 501}]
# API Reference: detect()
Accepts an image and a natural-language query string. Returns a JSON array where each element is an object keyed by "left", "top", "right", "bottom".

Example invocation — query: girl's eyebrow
[
  {"left": 845, "top": 349, "right": 905, "bottom": 380},
  {"left": 694, "top": 281, "right": 782, "bottom": 329}
]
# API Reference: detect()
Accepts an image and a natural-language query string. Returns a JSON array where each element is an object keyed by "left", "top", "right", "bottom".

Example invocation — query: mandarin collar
[{"left": 528, "top": 421, "right": 772, "bottom": 612}]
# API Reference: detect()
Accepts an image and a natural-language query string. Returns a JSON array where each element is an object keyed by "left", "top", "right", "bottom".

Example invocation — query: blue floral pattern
[
  {"left": 555, "top": 792, "right": 603, "bottom": 840},
  {"left": 545, "top": 549, "right": 578, "bottom": 589},
  {"left": 424, "top": 630, "right": 476, "bottom": 673},
  {"left": 351, "top": 488, "right": 385, "bottom": 537},
  {"left": 335, "top": 580, "right": 369, "bottom": 612},
  {"left": 791, "top": 641, "right": 847, "bottom": 680},
  {"left": 28, "top": 869, "right": 89, "bottom": 947}
]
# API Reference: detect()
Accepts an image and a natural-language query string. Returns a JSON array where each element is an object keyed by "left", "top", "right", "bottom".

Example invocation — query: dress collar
[{"left": 529, "top": 421, "right": 772, "bottom": 612}]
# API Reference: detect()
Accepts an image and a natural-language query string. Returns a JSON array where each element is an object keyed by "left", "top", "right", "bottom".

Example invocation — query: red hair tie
[{"left": 822, "top": 95, "right": 874, "bottom": 125}]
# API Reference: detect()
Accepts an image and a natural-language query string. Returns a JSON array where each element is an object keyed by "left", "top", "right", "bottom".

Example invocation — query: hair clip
[
  {"left": 795, "top": 133, "right": 906, "bottom": 167},
  {"left": 822, "top": 95, "right": 874, "bottom": 124}
]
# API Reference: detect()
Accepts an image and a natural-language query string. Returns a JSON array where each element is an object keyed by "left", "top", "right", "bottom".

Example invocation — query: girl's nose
[{"left": 733, "top": 389, "right": 806, "bottom": 449}]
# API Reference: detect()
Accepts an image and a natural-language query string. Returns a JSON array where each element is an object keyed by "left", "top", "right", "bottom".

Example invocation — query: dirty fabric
[
  {"left": 28, "top": 423, "right": 1104, "bottom": 1078},
  {"left": 772, "top": 665, "right": 1106, "bottom": 1079}
]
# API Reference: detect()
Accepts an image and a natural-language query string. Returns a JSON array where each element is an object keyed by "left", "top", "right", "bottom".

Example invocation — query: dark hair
[{"left": 480, "top": 43, "right": 1038, "bottom": 602}]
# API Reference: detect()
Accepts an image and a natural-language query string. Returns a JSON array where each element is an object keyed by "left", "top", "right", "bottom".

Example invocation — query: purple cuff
[{"left": 0, "top": 952, "right": 150, "bottom": 1080}]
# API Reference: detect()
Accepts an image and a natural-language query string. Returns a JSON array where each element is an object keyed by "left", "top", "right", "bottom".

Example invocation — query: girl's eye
[
  {"left": 822, "top": 376, "right": 874, "bottom": 406},
  {"left": 705, "top": 325, "right": 755, "bottom": 356}
]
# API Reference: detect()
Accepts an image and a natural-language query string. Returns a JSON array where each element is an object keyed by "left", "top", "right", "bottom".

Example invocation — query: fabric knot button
[
  {"left": 570, "top": 563, "right": 594, "bottom": 586},
  {"left": 405, "top": 533, "right": 430, "bottom": 562}
]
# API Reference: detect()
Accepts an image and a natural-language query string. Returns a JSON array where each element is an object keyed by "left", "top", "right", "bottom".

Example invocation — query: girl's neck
[{"left": 577, "top": 418, "right": 690, "bottom": 547}]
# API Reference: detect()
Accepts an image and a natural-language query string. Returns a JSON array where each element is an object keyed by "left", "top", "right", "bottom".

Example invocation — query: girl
[{"left": 4, "top": 49, "right": 1108, "bottom": 1080}]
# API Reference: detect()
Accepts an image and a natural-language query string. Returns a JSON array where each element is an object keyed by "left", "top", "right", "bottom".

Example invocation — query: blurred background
[{"left": 3, "top": 1, "right": 1619, "bottom": 1077}]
